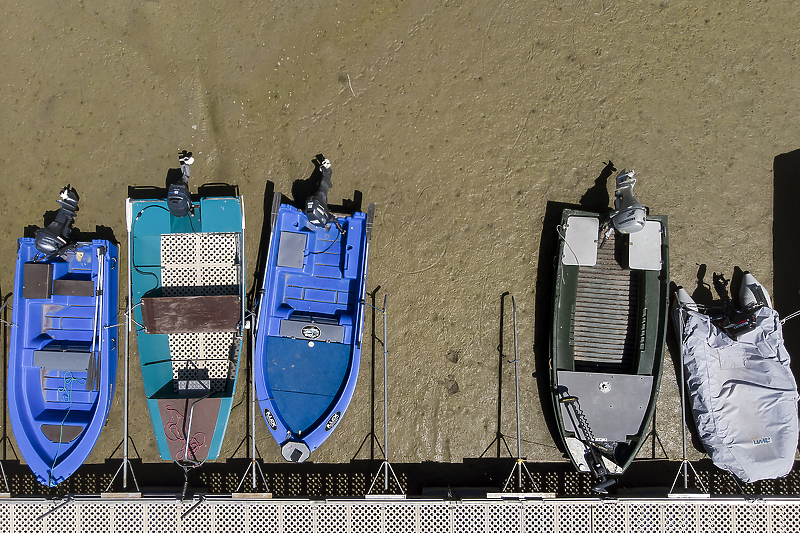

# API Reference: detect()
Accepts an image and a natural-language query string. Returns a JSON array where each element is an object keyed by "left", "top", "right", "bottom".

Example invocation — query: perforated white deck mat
[
  {"left": 160, "top": 232, "right": 241, "bottom": 393},
  {"left": 3, "top": 497, "right": 799, "bottom": 532}
]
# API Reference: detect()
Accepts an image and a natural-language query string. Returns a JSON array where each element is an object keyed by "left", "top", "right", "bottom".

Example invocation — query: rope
[
  {"left": 164, "top": 404, "right": 207, "bottom": 462},
  {"left": 556, "top": 223, "right": 581, "bottom": 284},
  {"left": 48, "top": 372, "right": 87, "bottom": 486},
  {"left": 304, "top": 225, "right": 343, "bottom": 257}
]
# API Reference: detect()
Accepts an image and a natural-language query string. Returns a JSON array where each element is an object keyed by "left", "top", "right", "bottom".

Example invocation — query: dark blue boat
[
  {"left": 254, "top": 159, "right": 373, "bottom": 462},
  {"left": 9, "top": 227, "right": 118, "bottom": 486}
]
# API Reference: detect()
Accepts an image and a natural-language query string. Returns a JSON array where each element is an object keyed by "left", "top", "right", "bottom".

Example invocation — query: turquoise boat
[{"left": 126, "top": 153, "right": 246, "bottom": 463}]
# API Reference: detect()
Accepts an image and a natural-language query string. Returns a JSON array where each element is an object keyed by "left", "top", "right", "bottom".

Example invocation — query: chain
[{"left": 562, "top": 395, "right": 596, "bottom": 443}]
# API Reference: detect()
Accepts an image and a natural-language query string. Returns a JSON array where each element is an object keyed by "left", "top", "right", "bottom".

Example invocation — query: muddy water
[{"left": 1, "top": 1, "right": 798, "bottom": 476}]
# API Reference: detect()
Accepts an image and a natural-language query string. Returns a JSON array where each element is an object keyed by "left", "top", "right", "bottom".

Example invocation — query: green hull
[{"left": 550, "top": 209, "right": 669, "bottom": 476}]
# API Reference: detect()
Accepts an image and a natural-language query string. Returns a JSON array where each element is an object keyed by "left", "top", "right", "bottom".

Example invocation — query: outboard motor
[
  {"left": 34, "top": 185, "right": 80, "bottom": 257},
  {"left": 610, "top": 169, "right": 646, "bottom": 234},
  {"left": 168, "top": 150, "right": 194, "bottom": 218},
  {"left": 305, "top": 156, "right": 343, "bottom": 232},
  {"left": 711, "top": 273, "right": 758, "bottom": 339}
]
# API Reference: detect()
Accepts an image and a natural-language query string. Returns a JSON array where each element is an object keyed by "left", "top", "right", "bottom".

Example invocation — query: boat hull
[
  {"left": 127, "top": 196, "right": 246, "bottom": 461},
  {"left": 549, "top": 209, "right": 669, "bottom": 477},
  {"left": 8, "top": 238, "right": 119, "bottom": 486},
  {"left": 672, "top": 277, "right": 799, "bottom": 482},
  {"left": 255, "top": 199, "right": 372, "bottom": 461}
]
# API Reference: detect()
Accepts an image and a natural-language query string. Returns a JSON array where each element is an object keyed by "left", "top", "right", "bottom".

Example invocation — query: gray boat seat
[
  {"left": 557, "top": 370, "right": 653, "bottom": 442},
  {"left": 279, "top": 318, "right": 344, "bottom": 343},
  {"left": 277, "top": 231, "right": 307, "bottom": 268},
  {"left": 562, "top": 217, "right": 599, "bottom": 267},
  {"left": 52, "top": 278, "right": 95, "bottom": 297},
  {"left": 33, "top": 349, "right": 92, "bottom": 373},
  {"left": 628, "top": 220, "right": 662, "bottom": 271}
]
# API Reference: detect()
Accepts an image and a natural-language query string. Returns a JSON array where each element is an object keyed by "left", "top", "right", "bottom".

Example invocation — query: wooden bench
[{"left": 141, "top": 294, "right": 241, "bottom": 334}]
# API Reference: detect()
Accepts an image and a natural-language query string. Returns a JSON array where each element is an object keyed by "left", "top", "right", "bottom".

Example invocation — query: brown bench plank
[{"left": 141, "top": 295, "right": 241, "bottom": 334}]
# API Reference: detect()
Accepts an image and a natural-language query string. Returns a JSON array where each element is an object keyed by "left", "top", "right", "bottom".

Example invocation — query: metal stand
[
  {"left": 480, "top": 292, "right": 516, "bottom": 460},
  {"left": 669, "top": 305, "right": 708, "bottom": 496},
  {"left": 353, "top": 286, "right": 385, "bottom": 461},
  {"left": 0, "top": 292, "right": 13, "bottom": 493},
  {"left": 236, "top": 311, "right": 269, "bottom": 493},
  {"left": 107, "top": 223, "right": 139, "bottom": 492},
  {"left": 367, "top": 295, "right": 404, "bottom": 497},
  {"left": 500, "top": 296, "right": 538, "bottom": 493},
  {"left": 106, "top": 295, "right": 140, "bottom": 493}
]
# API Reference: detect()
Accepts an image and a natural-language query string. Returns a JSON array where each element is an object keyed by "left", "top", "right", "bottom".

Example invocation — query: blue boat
[
  {"left": 126, "top": 152, "right": 246, "bottom": 463},
  {"left": 8, "top": 186, "right": 119, "bottom": 486},
  {"left": 254, "top": 158, "right": 373, "bottom": 462}
]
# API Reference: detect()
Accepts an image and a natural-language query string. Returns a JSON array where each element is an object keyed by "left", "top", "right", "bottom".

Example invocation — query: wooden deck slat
[{"left": 572, "top": 232, "right": 638, "bottom": 367}]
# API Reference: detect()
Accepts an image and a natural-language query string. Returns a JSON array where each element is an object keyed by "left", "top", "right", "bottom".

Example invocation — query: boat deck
[
  {"left": 572, "top": 232, "right": 639, "bottom": 372},
  {"left": 160, "top": 232, "right": 241, "bottom": 394}
]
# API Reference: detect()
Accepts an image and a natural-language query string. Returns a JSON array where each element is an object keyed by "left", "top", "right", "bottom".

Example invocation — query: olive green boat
[{"left": 550, "top": 204, "right": 669, "bottom": 492}]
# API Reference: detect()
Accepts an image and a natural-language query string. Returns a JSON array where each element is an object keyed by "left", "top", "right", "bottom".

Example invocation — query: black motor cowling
[
  {"left": 168, "top": 150, "right": 194, "bottom": 218},
  {"left": 304, "top": 155, "right": 343, "bottom": 233},
  {"left": 34, "top": 185, "right": 80, "bottom": 257}
]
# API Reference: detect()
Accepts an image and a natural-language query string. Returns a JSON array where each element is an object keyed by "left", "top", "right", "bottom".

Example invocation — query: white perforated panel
[
  {"left": 488, "top": 502, "right": 518, "bottom": 533},
  {"left": 592, "top": 502, "right": 627, "bottom": 533},
  {"left": 249, "top": 503, "right": 281, "bottom": 533},
  {"left": 735, "top": 503, "right": 768, "bottom": 533},
  {"left": 13, "top": 503, "right": 43, "bottom": 533},
  {"left": 0, "top": 497, "right": 799, "bottom": 532},
  {"left": 419, "top": 503, "right": 449, "bottom": 533},
  {"left": 556, "top": 502, "right": 592, "bottom": 533},
  {"left": 386, "top": 503, "right": 417, "bottom": 533},
  {"left": 113, "top": 503, "right": 145, "bottom": 533},
  {"left": 180, "top": 500, "right": 212, "bottom": 532},
  {"left": 352, "top": 503, "right": 382, "bottom": 533},
  {"left": 161, "top": 232, "right": 240, "bottom": 296},
  {"left": 318, "top": 503, "right": 349, "bottom": 533},
  {"left": 699, "top": 503, "right": 731, "bottom": 533},
  {"left": 524, "top": 502, "right": 555, "bottom": 533},
  {"left": 49, "top": 504, "right": 77, "bottom": 533},
  {"left": 663, "top": 502, "right": 694, "bottom": 532},
  {"left": 629, "top": 502, "right": 661, "bottom": 533},
  {"left": 169, "top": 330, "right": 237, "bottom": 393},
  {"left": 147, "top": 502, "right": 178, "bottom": 533},
  {"left": 282, "top": 503, "right": 315, "bottom": 532},
  {"left": 453, "top": 503, "right": 484, "bottom": 533}
]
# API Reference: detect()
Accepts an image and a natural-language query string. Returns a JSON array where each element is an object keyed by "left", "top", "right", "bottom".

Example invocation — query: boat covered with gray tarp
[{"left": 673, "top": 274, "right": 799, "bottom": 483}]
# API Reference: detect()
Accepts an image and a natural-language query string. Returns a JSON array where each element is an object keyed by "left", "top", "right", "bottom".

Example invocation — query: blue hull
[
  {"left": 255, "top": 200, "right": 372, "bottom": 461},
  {"left": 8, "top": 239, "right": 119, "bottom": 487}
]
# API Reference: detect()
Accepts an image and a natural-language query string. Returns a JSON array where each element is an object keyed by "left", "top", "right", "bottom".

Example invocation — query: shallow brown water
[{"left": 1, "top": 0, "right": 798, "bottom": 482}]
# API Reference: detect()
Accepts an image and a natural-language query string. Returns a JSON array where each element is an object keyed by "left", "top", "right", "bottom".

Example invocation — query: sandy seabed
[{"left": 1, "top": 0, "right": 799, "bottom": 490}]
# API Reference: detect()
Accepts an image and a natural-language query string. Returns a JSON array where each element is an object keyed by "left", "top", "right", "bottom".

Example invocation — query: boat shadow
[
  {"left": 1, "top": 456, "right": 797, "bottom": 497},
  {"left": 773, "top": 148, "right": 800, "bottom": 380},
  {"left": 290, "top": 155, "right": 363, "bottom": 214}
]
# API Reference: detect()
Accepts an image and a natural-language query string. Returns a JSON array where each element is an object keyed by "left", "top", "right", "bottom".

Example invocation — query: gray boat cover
[{"left": 678, "top": 306, "right": 799, "bottom": 482}]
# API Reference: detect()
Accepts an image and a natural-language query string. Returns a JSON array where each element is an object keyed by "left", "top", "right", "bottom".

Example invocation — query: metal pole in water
[
  {"left": 251, "top": 321, "right": 256, "bottom": 490},
  {"left": 124, "top": 227, "right": 132, "bottom": 489},
  {"left": 512, "top": 296, "right": 522, "bottom": 491},
  {"left": 679, "top": 312, "right": 688, "bottom": 489},
  {"left": 382, "top": 294, "right": 389, "bottom": 492}
]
